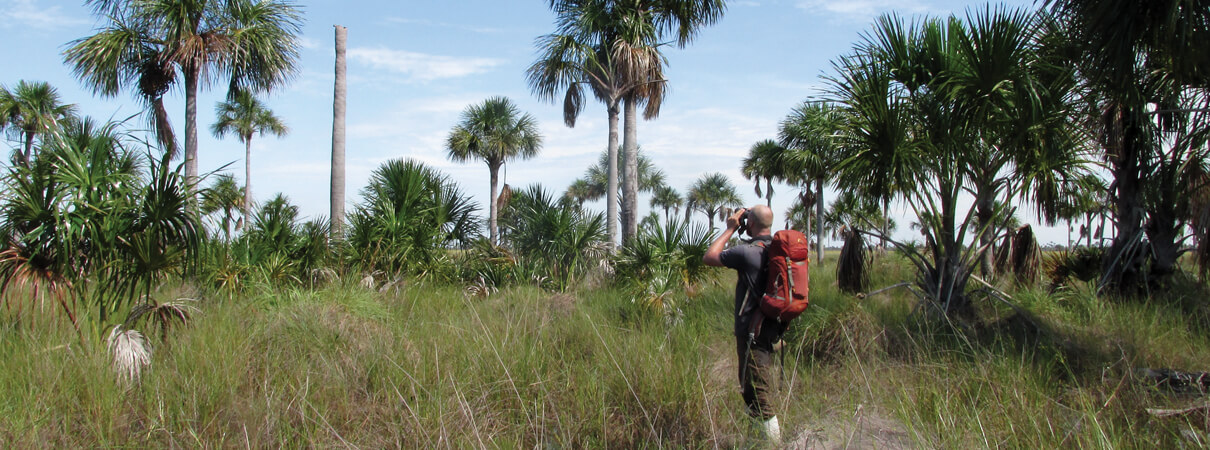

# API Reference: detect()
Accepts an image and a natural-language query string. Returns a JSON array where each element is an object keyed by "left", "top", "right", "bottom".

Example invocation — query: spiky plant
[
  {"left": 501, "top": 184, "right": 607, "bottom": 291},
  {"left": 124, "top": 297, "right": 199, "bottom": 342}
]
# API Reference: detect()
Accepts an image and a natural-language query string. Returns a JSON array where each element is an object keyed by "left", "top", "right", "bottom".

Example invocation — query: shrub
[
  {"left": 615, "top": 218, "right": 712, "bottom": 313},
  {"left": 346, "top": 159, "right": 479, "bottom": 277},
  {"left": 500, "top": 185, "right": 607, "bottom": 291}
]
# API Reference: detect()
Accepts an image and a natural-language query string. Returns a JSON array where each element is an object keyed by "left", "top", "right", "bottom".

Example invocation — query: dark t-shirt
[{"left": 720, "top": 234, "right": 772, "bottom": 337}]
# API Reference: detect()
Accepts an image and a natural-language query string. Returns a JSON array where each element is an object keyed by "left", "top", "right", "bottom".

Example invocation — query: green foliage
[
  {"left": 501, "top": 185, "right": 607, "bottom": 291},
  {"left": 1044, "top": 246, "right": 1104, "bottom": 289},
  {"left": 347, "top": 159, "right": 479, "bottom": 277},
  {"left": 615, "top": 218, "right": 712, "bottom": 314},
  {"left": 0, "top": 117, "right": 200, "bottom": 327}
]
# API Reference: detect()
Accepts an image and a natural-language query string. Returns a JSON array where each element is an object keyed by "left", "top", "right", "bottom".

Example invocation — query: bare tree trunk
[
  {"left": 622, "top": 96, "right": 639, "bottom": 244},
  {"left": 184, "top": 64, "right": 200, "bottom": 201},
  {"left": 489, "top": 162, "right": 500, "bottom": 246},
  {"left": 976, "top": 193, "right": 995, "bottom": 277},
  {"left": 244, "top": 137, "right": 253, "bottom": 226},
  {"left": 330, "top": 25, "right": 347, "bottom": 239},
  {"left": 815, "top": 177, "right": 825, "bottom": 263},
  {"left": 606, "top": 102, "right": 620, "bottom": 249},
  {"left": 22, "top": 131, "right": 34, "bottom": 167},
  {"left": 1103, "top": 103, "right": 1146, "bottom": 293}
]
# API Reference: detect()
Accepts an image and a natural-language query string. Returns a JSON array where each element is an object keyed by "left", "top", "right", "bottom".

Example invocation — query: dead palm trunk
[{"left": 330, "top": 25, "right": 347, "bottom": 239}]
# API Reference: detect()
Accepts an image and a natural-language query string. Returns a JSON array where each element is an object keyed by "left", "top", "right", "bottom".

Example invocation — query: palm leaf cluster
[
  {"left": 0, "top": 117, "right": 200, "bottom": 326},
  {"left": 566, "top": 147, "right": 667, "bottom": 206},
  {"left": 499, "top": 185, "right": 607, "bottom": 292},
  {"left": 685, "top": 172, "right": 741, "bottom": 232},
  {"left": 65, "top": 0, "right": 303, "bottom": 185},
  {"left": 615, "top": 217, "right": 711, "bottom": 314},
  {"left": 347, "top": 159, "right": 479, "bottom": 278}
]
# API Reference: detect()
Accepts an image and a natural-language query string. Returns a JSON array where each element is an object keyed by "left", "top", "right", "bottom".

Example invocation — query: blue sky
[{"left": 3, "top": 0, "right": 1067, "bottom": 245}]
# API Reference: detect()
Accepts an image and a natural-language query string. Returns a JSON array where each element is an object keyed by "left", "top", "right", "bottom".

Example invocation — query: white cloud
[
  {"left": 796, "top": 0, "right": 938, "bottom": 21},
  {"left": 348, "top": 47, "right": 505, "bottom": 82},
  {"left": 297, "top": 36, "right": 321, "bottom": 50},
  {"left": 383, "top": 17, "right": 509, "bottom": 35},
  {"left": 0, "top": 0, "right": 88, "bottom": 30}
]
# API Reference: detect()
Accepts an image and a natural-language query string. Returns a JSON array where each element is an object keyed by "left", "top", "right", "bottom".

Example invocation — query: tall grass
[{"left": 3, "top": 255, "right": 1209, "bottom": 447}]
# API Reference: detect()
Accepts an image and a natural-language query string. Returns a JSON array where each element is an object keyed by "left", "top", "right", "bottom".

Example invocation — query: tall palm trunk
[
  {"left": 331, "top": 25, "right": 347, "bottom": 239},
  {"left": 606, "top": 102, "right": 620, "bottom": 248},
  {"left": 244, "top": 136, "right": 253, "bottom": 226},
  {"left": 1102, "top": 103, "right": 1146, "bottom": 292},
  {"left": 184, "top": 64, "right": 200, "bottom": 200},
  {"left": 622, "top": 96, "right": 639, "bottom": 244},
  {"left": 815, "top": 177, "right": 825, "bottom": 262},
  {"left": 489, "top": 161, "right": 501, "bottom": 246}
]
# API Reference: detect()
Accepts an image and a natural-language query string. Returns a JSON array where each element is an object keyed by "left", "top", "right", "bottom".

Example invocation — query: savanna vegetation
[{"left": 2, "top": 0, "right": 1210, "bottom": 447}]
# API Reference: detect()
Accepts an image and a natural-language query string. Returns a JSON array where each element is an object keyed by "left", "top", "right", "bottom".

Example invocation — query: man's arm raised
[{"left": 703, "top": 208, "right": 747, "bottom": 267}]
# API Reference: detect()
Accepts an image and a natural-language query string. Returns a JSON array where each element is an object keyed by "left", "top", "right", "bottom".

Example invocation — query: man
[{"left": 703, "top": 205, "right": 785, "bottom": 442}]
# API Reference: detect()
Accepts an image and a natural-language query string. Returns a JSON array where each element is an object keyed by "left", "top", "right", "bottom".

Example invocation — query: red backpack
[{"left": 759, "top": 230, "right": 811, "bottom": 322}]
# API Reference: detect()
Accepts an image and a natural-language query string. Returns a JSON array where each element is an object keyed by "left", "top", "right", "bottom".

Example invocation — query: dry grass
[{"left": 2, "top": 258, "right": 1209, "bottom": 447}]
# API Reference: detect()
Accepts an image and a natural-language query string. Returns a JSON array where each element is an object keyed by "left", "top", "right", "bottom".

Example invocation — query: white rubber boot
[{"left": 762, "top": 416, "right": 781, "bottom": 443}]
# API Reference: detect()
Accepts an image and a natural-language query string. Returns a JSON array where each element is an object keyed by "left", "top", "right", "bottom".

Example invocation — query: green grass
[{"left": 2, "top": 256, "right": 1209, "bottom": 447}]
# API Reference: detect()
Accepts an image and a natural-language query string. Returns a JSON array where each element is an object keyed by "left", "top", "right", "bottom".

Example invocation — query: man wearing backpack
[{"left": 703, "top": 205, "right": 786, "bottom": 443}]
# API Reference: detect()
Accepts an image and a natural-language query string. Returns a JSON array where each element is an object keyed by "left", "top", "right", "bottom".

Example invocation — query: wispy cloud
[
  {"left": 796, "top": 0, "right": 938, "bottom": 21},
  {"left": 383, "top": 17, "right": 509, "bottom": 35},
  {"left": 348, "top": 47, "right": 504, "bottom": 82},
  {"left": 0, "top": 0, "right": 88, "bottom": 30}
]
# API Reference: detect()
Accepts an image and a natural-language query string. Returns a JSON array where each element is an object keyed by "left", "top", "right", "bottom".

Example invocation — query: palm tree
[
  {"left": 331, "top": 25, "right": 348, "bottom": 240},
  {"left": 0, "top": 80, "right": 77, "bottom": 167},
  {"left": 65, "top": 0, "right": 303, "bottom": 195},
  {"left": 1045, "top": 0, "right": 1210, "bottom": 290},
  {"left": 823, "top": 190, "right": 891, "bottom": 240},
  {"left": 650, "top": 185, "right": 682, "bottom": 224},
  {"left": 686, "top": 173, "right": 741, "bottom": 232},
  {"left": 571, "top": 147, "right": 667, "bottom": 205},
  {"left": 348, "top": 159, "right": 479, "bottom": 275},
  {"left": 780, "top": 101, "right": 845, "bottom": 262},
  {"left": 446, "top": 97, "right": 543, "bottom": 246},
  {"left": 529, "top": 0, "right": 725, "bottom": 245},
  {"left": 564, "top": 179, "right": 600, "bottom": 210},
  {"left": 210, "top": 89, "right": 288, "bottom": 228},
  {"left": 200, "top": 173, "right": 244, "bottom": 240},
  {"left": 741, "top": 139, "right": 786, "bottom": 208},
  {"left": 617, "top": 0, "right": 726, "bottom": 243},
  {"left": 827, "top": 7, "right": 1085, "bottom": 313}
]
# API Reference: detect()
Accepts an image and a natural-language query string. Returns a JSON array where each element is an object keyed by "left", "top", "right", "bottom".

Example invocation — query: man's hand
[
  {"left": 725, "top": 208, "right": 747, "bottom": 231},
  {"left": 704, "top": 208, "right": 746, "bottom": 267}
]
